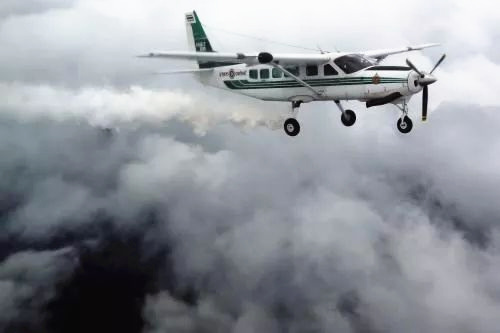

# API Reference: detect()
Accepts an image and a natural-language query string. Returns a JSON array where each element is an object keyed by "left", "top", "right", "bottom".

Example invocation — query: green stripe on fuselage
[{"left": 224, "top": 78, "right": 406, "bottom": 90}]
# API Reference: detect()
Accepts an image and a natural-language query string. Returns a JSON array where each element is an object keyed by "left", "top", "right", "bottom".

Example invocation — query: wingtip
[
  {"left": 426, "top": 43, "right": 441, "bottom": 48},
  {"left": 136, "top": 53, "right": 154, "bottom": 58}
]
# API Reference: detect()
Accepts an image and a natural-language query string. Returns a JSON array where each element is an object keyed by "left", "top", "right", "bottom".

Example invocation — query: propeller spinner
[{"left": 406, "top": 54, "right": 446, "bottom": 121}]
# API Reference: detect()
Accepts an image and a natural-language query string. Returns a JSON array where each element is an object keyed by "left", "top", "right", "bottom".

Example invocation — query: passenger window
[
  {"left": 324, "top": 64, "right": 338, "bottom": 76},
  {"left": 249, "top": 69, "right": 258, "bottom": 79},
  {"left": 260, "top": 68, "right": 270, "bottom": 79},
  {"left": 284, "top": 66, "right": 300, "bottom": 77},
  {"left": 272, "top": 68, "right": 283, "bottom": 78},
  {"left": 306, "top": 65, "right": 318, "bottom": 76}
]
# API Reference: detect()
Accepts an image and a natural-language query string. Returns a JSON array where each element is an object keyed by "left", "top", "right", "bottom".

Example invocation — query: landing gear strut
[
  {"left": 283, "top": 101, "right": 302, "bottom": 136},
  {"left": 335, "top": 100, "right": 356, "bottom": 127},
  {"left": 396, "top": 100, "right": 413, "bottom": 134}
]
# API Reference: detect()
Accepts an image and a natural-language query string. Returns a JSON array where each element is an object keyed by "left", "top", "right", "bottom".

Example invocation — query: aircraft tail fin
[
  {"left": 185, "top": 11, "right": 239, "bottom": 69},
  {"left": 185, "top": 11, "right": 214, "bottom": 53}
]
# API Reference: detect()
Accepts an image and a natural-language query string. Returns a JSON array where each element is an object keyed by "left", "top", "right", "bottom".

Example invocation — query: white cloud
[{"left": 435, "top": 55, "right": 500, "bottom": 106}]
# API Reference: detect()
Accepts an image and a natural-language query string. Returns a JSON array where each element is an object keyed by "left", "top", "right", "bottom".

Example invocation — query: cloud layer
[
  {"left": 2, "top": 100, "right": 500, "bottom": 332},
  {"left": 1, "top": 1, "right": 500, "bottom": 333}
]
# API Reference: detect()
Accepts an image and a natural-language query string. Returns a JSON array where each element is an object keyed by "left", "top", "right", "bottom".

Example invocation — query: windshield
[{"left": 334, "top": 54, "right": 374, "bottom": 74}]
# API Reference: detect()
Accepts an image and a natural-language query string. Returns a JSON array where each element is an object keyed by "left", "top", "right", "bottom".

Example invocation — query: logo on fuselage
[
  {"left": 219, "top": 69, "right": 246, "bottom": 79},
  {"left": 372, "top": 74, "right": 381, "bottom": 85}
]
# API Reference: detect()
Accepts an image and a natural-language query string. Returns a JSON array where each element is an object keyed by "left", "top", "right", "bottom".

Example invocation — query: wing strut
[{"left": 269, "top": 63, "right": 323, "bottom": 97}]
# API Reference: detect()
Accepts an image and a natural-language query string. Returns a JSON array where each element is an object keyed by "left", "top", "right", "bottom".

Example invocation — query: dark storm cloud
[
  {"left": 0, "top": 247, "right": 77, "bottom": 332},
  {"left": 45, "top": 225, "right": 169, "bottom": 333}
]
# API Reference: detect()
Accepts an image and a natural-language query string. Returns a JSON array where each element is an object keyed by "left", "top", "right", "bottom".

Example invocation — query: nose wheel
[
  {"left": 397, "top": 116, "right": 413, "bottom": 134},
  {"left": 395, "top": 100, "right": 413, "bottom": 134}
]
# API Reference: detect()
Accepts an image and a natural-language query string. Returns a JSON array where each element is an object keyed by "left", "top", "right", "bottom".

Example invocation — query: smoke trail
[{"left": 0, "top": 83, "right": 284, "bottom": 134}]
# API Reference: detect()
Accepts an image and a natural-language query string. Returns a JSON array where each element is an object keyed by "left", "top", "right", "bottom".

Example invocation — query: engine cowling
[{"left": 407, "top": 70, "right": 422, "bottom": 93}]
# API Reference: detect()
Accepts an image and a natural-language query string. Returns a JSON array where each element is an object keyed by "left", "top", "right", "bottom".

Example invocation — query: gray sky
[{"left": 1, "top": 1, "right": 500, "bottom": 332}]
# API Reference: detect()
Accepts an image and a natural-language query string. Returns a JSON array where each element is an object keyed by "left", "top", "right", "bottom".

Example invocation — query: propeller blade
[
  {"left": 430, "top": 54, "right": 446, "bottom": 74},
  {"left": 406, "top": 58, "right": 424, "bottom": 77},
  {"left": 422, "top": 85, "right": 428, "bottom": 122}
]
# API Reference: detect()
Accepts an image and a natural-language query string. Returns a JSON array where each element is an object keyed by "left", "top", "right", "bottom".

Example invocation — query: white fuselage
[{"left": 199, "top": 60, "right": 422, "bottom": 104}]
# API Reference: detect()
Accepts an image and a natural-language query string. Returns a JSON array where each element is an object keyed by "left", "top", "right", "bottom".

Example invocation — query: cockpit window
[{"left": 334, "top": 54, "right": 374, "bottom": 74}]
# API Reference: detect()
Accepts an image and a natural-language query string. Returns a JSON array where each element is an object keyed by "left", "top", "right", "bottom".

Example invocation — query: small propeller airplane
[{"left": 140, "top": 11, "right": 445, "bottom": 136}]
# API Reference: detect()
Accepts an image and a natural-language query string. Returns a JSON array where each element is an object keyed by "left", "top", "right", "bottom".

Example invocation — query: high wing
[
  {"left": 139, "top": 51, "right": 332, "bottom": 66},
  {"left": 360, "top": 43, "right": 440, "bottom": 62},
  {"left": 141, "top": 43, "right": 439, "bottom": 65}
]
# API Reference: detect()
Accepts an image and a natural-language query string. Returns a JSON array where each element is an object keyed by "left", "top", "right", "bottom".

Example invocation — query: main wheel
[
  {"left": 284, "top": 118, "right": 300, "bottom": 136},
  {"left": 341, "top": 110, "right": 356, "bottom": 127},
  {"left": 397, "top": 116, "right": 413, "bottom": 134}
]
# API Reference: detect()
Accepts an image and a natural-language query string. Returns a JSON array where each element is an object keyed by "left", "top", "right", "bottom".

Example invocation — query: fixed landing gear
[
  {"left": 283, "top": 101, "right": 302, "bottom": 137},
  {"left": 341, "top": 110, "right": 356, "bottom": 127},
  {"left": 335, "top": 100, "right": 356, "bottom": 127},
  {"left": 282, "top": 100, "right": 358, "bottom": 136},
  {"left": 395, "top": 100, "right": 413, "bottom": 134},
  {"left": 284, "top": 118, "right": 300, "bottom": 136},
  {"left": 397, "top": 117, "right": 413, "bottom": 134}
]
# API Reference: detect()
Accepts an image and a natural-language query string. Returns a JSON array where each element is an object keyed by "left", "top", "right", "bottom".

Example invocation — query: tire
[
  {"left": 284, "top": 118, "right": 300, "bottom": 136},
  {"left": 341, "top": 110, "right": 356, "bottom": 127},
  {"left": 397, "top": 116, "right": 413, "bottom": 134}
]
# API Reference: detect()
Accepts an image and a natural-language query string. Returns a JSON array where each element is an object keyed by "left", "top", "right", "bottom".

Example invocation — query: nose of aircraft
[{"left": 419, "top": 74, "right": 437, "bottom": 86}]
